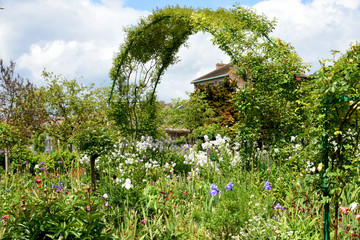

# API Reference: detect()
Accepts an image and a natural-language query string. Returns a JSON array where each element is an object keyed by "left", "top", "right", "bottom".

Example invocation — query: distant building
[{"left": 191, "top": 63, "right": 245, "bottom": 90}]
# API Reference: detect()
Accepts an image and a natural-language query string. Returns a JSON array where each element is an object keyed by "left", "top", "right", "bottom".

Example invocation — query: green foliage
[
  {"left": 2, "top": 184, "right": 112, "bottom": 239},
  {"left": 0, "top": 60, "right": 47, "bottom": 141},
  {"left": 74, "top": 124, "right": 115, "bottom": 189},
  {"left": 41, "top": 71, "right": 109, "bottom": 148},
  {"left": 194, "top": 182, "right": 255, "bottom": 238},
  {"left": 44, "top": 150, "right": 77, "bottom": 172},
  {"left": 234, "top": 38, "right": 309, "bottom": 146},
  {"left": 33, "top": 131, "right": 46, "bottom": 153},
  {"left": 197, "top": 78, "right": 239, "bottom": 138},
  {"left": 0, "top": 122, "right": 20, "bottom": 150},
  {"left": 109, "top": 4, "right": 275, "bottom": 140},
  {"left": 183, "top": 91, "right": 216, "bottom": 136}
]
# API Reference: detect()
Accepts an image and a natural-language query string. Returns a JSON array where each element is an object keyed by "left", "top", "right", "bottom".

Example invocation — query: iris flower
[
  {"left": 209, "top": 184, "right": 221, "bottom": 196},
  {"left": 262, "top": 181, "right": 272, "bottom": 190},
  {"left": 274, "top": 203, "right": 283, "bottom": 210},
  {"left": 225, "top": 182, "right": 233, "bottom": 191}
]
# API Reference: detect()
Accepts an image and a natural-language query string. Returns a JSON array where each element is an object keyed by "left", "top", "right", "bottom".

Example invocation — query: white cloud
[
  {"left": 17, "top": 40, "right": 114, "bottom": 84},
  {"left": 1, "top": 0, "right": 147, "bottom": 85},
  {"left": 253, "top": 0, "right": 360, "bottom": 71}
]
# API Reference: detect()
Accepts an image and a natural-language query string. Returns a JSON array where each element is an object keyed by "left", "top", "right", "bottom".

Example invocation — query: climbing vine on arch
[{"left": 108, "top": 4, "right": 306, "bottom": 141}]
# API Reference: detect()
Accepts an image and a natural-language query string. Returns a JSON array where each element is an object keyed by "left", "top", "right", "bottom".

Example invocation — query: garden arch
[{"left": 107, "top": 5, "right": 286, "bottom": 139}]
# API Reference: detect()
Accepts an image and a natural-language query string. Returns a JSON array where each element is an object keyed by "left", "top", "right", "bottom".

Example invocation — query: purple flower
[
  {"left": 33, "top": 151, "right": 37, "bottom": 154},
  {"left": 23, "top": 161, "right": 28, "bottom": 164},
  {"left": 45, "top": 148, "right": 51, "bottom": 152},
  {"left": 142, "top": 155, "right": 146, "bottom": 159},
  {"left": 209, "top": 184, "right": 221, "bottom": 196},
  {"left": 52, "top": 181, "right": 66, "bottom": 192},
  {"left": 274, "top": 203, "right": 283, "bottom": 210},
  {"left": 58, "top": 161, "right": 63, "bottom": 164},
  {"left": 262, "top": 181, "right": 272, "bottom": 191},
  {"left": 209, "top": 190, "right": 218, "bottom": 196},
  {"left": 0, "top": 150, "right": 3, "bottom": 154},
  {"left": 40, "top": 166, "right": 46, "bottom": 170},
  {"left": 225, "top": 182, "right": 233, "bottom": 191},
  {"left": 40, "top": 161, "right": 45, "bottom": 165}
]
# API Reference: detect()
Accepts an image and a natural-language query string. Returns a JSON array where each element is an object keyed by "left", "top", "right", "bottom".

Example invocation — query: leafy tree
[
  {"left": 164, "top": 91, "right": 221, "bottom": 140},
  {"left": 73, "top": 124, "right": 115, "bottom": 190},
  {"left": 297, "top": 42, "right": 360, "bottom": 239},
  {"left": 234, "top": 39, "right": 309, "bottom": 152},
  {"left": 0, "top": 60, "right": 47, "bottom": 139},
  {"left": 197, "top": 77, "right": 239, "bottom": 138},
  {"left": 109, "top": 90, "right": 162, "bottom": 140},
  {"left": 41, "top": 71, "right": 109, "bottom": 151},
  {"left": 0, "top": 60, "right": 46, "bottom": 177},
  {"left": 160, "top": 97, "right": 187, "bottom": 129}
]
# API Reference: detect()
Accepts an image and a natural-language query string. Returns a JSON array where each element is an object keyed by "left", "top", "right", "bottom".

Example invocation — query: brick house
[{"left": 191, "top": 63, "right": 245, "bottom": 89}]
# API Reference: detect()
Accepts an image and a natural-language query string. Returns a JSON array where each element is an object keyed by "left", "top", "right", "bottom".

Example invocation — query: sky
[{"left": 0, "top": 0, "right": 359, "bottom": 102}]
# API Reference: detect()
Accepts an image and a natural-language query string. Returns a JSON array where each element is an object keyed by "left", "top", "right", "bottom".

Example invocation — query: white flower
[
  {"left": 122, "top": 178, "right": 133, "bottom": 189},
  {"left": 350, "top": 202, "right": 358, "bottom": 211},
  {"left": 291, "top": 136, "right": 296, "bottom": 142},
  {"left": 204, "top": 135, "right": 209, "bottom": 141},
  {"left": 102, "top": 193, "right": 109, "bottom": 199},
  {"left": 34, "top": 164, "right": 39, "bottom": 169}
]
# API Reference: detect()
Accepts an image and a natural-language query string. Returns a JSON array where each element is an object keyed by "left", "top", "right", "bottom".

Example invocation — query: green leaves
[
  {"left": 0, "top": 122, "right": 20, "bottom": 149},
  {"left": 42, "top": 71, "right": 110, "bottom": 146},
  {"left": 109, "top": 5, "right": 276, "bottom": 140}
]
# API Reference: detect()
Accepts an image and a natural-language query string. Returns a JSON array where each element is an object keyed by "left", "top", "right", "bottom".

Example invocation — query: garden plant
[{"left": 1, "top": 4, "right": 360, "bottom": 240}]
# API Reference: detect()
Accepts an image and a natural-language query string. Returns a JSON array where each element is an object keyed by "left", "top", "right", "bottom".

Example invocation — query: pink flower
[
  {"left": 141, "top": 219, "right": 147, "bottom": 224},
  {"left": 356, "top": 215, "right": 360, "bottom": 221},
  {"left": 2, "top": 215, "right": 9, "bottom": 220},
  {"left": 340, "top": 206, "right": 349, "bottom": 215},
  {"left": 35, "top": 179, "right": 41, "bottom": 184}
]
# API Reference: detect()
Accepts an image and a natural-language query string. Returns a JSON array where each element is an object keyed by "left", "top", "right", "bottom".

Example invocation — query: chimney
[{"left": 216, "top": 63, "right": 225, "bottom": 69}]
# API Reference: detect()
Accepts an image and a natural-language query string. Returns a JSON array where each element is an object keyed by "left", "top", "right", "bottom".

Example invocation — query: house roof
[
  {"left": 191, "top": 62, "right": 308, "bottom": 85},
  {"left": 191, "top": 63, "right": 232, "bottom": 84}
]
